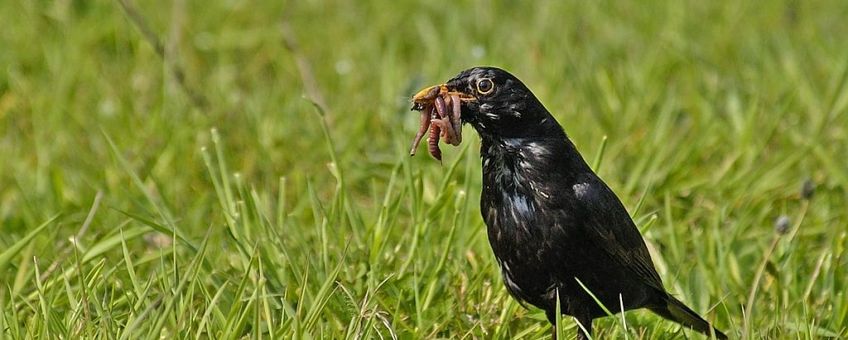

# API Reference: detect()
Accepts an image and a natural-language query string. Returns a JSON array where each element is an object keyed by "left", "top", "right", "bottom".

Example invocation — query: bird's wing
[{"left": 568, "top": 174, "right": 665, "bottom": 289}]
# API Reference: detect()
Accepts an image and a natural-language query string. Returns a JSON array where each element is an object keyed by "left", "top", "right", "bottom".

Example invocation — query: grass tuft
[{"left": 2, "top": 1, "right": 847, "bottom": 338}]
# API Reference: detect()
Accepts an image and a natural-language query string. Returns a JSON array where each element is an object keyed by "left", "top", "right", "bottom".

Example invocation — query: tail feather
[{"left": 649, "top": 295, "right": 728, "bottom": 339}]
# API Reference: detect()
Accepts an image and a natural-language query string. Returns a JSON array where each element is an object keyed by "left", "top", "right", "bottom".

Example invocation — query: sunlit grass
[{"left": 1, "top": 0, "right": 847, "bottom": 338}]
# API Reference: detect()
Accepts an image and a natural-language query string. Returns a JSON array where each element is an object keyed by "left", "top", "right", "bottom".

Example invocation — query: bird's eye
[{"left": 476, "top": 78, "right": 494, "bottom": 95}]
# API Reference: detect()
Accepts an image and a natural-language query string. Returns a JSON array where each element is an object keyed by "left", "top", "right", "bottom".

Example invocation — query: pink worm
[
  {"left": 427, "top": 106, "right": 442, "bottom": 161},
  {"left": 409, "top": 103, "right": 432, "bottom": 156}
]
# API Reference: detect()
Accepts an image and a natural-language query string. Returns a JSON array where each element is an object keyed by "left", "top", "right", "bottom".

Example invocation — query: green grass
[{"left": 2, "top": 0, "right": 847, "bottom": 338}]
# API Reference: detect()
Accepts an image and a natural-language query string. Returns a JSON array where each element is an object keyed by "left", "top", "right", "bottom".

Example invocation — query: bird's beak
[{"left": 411, "top": 84, "right": 475, "bottom": 110}]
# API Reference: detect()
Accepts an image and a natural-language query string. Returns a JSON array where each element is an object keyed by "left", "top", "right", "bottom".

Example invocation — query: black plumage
[{"left": 433, "top": 67, "right": 727, "bottom": 339}]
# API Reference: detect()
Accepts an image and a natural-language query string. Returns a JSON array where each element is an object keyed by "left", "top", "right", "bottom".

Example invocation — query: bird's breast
[
  {"left": 479, "top": 137, "right": 583, "bottom": 308},
  {"left": 480, "top": 141, "right": 555, "bottom": 260}
]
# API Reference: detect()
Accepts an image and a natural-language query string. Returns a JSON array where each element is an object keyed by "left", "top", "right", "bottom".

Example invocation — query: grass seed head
[
  {"left": 774, "top": 215, "right": 791, "bottom": 235},
  {"left": 801, "top": 178, "right": 815, "bottom": 200}
]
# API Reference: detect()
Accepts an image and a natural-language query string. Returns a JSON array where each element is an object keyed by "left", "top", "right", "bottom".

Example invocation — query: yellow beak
[{"left": 411, "top": 84, "right": 476, "bottom": 108}]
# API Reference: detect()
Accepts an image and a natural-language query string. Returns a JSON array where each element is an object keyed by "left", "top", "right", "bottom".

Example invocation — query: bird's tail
[{"left": 649, "top": 294, "right": 728, "bottom": 339}]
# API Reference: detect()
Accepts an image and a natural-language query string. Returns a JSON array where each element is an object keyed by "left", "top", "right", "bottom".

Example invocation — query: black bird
[{"left": 413, "top": 67, "right": 727, "bottom": 339}]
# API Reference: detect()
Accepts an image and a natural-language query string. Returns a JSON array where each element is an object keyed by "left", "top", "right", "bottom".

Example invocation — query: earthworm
[
  {"left": 432, "top": 117, "right": 454, "bottom": 146},
  {"left": 434, "top": 96, "right": 460, "bottom": 145},
  {"left": 409, "top": 103, "right": 432, "bottom": 156},
  {"left": 450, "top": 94, "right": 462, "bottom": 143},
  {"left": 434, "top": 96, "right": 448, "bottom": 119},
  {"left": 428, "top": 107, "right": 442, "bottom": 161},
  {"left": 410, "top": 86, "right": 464, "bottom": 160}
]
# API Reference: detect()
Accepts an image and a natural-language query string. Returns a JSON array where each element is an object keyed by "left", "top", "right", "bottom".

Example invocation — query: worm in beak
[{"left": 409, "top": 84, "right": 473, "bottom": 160}]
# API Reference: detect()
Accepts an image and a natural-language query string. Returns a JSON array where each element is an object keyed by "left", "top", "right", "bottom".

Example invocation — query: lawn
[{"left": 1, "top": 0, "right": 847, "bottom": 338}]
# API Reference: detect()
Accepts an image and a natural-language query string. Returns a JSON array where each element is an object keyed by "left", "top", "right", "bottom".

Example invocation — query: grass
[{"left": 1, "top": 0, "right": 847, "bottom": 338}]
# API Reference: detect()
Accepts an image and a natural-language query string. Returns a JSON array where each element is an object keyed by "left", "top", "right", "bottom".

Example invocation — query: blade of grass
[{"left": 0, "top": 214, "right": 60, "bottom": 272}]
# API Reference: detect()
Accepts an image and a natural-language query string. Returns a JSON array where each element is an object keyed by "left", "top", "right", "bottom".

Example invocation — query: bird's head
[{"left": 412, "top": 66, "right": 561, "bottom": 140}]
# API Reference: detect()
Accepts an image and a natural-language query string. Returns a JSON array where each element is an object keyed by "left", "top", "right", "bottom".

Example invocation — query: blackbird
[{"left": 413, "top": 67, "right": 727, "bottom": 339}]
